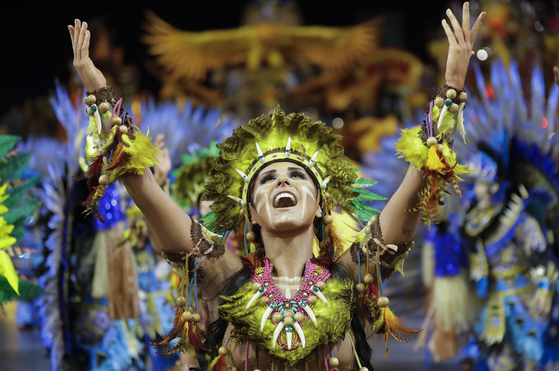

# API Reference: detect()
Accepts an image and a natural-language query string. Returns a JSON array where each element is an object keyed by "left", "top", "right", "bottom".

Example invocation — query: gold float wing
[
  {"left": 142, "top": 11, "right": 252, "bottom": 81},
  {"left": 279, "top": 18, "right": 382, "bottom": 71},
  {"left": 142, "top": 11, "right": 382, "bottom": 81}
]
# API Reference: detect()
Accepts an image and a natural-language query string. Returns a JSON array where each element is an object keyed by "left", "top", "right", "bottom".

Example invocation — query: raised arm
[
  {"left": 380, "top": 3, "right": 485, "bottom": 244},
  {"left": 68, "top": 20, "right": 194, "bottom": 253}
]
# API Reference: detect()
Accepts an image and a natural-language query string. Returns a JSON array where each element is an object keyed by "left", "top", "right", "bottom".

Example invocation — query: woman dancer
[{"left": 68, "top": 3, "right": 484, "bottom": 370}]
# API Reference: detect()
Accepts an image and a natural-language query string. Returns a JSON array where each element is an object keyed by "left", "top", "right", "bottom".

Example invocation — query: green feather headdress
[
  {"left": 172, "top": 141, "right": 220, "bottom": 209},
  {"left": 203, "top": 106, "right": 383, "bottom": 234}
]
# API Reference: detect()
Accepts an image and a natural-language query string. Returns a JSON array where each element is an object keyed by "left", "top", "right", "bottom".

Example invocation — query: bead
[
  {"left": 436, "top": 144, "right": 444, "bottom": 153},
  {"left": 285, "top": 326, "right": 293, "bottom": 333},
  {"left": 446, "top": 89, "right": 456, "bottom": 100},
  {"left": 240, "top": 209, "right": 245, "bottom": 216},
  {"left": 231, "top": 367, "right": 238, "bottom": 371},
  {"left": 426, "top": 137, "right": 437, "bottom": 147},
  {"left": 410, "top": 241, "right": 415, "bottom": 248},
  {"left": 363, "top": 274, "right": 374, "bottom": 284},
  {"left": 119, "top": 125, "right": 128, "bottom": 135},
  {"left": 323, "top": 215, "right": 333, "bottom": 224},
  {"left": 434, "top": 96, "right": 444, "bottom": 107},
  {"left": 252, "top": 282, "right": 261, "bottom": 292},
  {"left": 272, "top": 313, "right": 282, "bottom": 322},
  {"left": 99, "top": 174, "right": 110, "bottom": 186},
  {"left": 316, "top": 281, "right": 326, "bottom": 291},
  {"left": 459, "top": 91, "right": 467, "bottom": 102},
  {"left": 284, "top": 311, "right": 293, "bottom": 318},
  {"left": 444, "top": 99, "right": 452, "bottom": 108},
  {"left": 377, "top": 296, "right": 390, "bottom": 307},
  {"left": 313, "top": 272, "right": 319, "bottom": 277},
  {"left": 360, "top": 368, "right": 369, "bottom": 371},
  {"left": 269, "top": 302, "right": 277, "bottom": 308},
  {"left": 400, "top": 251, "right": 410, "bottom": 259},
  {"left": 283, "top": 317, "right": 294, "bottom": 326},
  {"left": 308, "top": 280, "right": 314, "bottom": 286},
  {"left": 182, "top": 311, "right": 193, "bottom": 321},
  {"left": 246, "top": 231, "right": 255, "bottom": 241},
  {"left": 284, "top": 302, "right": 291, "bottom": 309},
  {"left": 328, "top": 357, "right": 339, "bottom": 367},
  {"left": 112, "top": 116, "right": 122, "bottom": 126},
  {"left": 324, "top": 192, "right": 330, "bottom": 199},
  {"left": 257, "top": 273, "right": 263, "bottom": 278},
  {"left": 87, "top": 107, "right": 93, "bottom": 116},
  {"left": 258, "top": 286, "right": 265, "bottom": 293},
  {"left": 191, "top": 313, "right": 201, "bottom": 323},
  {"left": 302, "top": 292, "right": 308, "bottom": 298},
  {"left": 99, "top": 102, "right": 110, "bottom": 113},
  {"left": 449, "top": 103, "right": 459, "bottom": 114},
  {"left": 308, "top": 296, "right": 318, "bottom": 305},
  {"left": 86, "top": 95, "right": 96, "bottom": 105},
  {"left": 356, "top": 283, "right": 366, "bottom": 292},
  {"left": 294, "top": 312, "right": 304, "bottom": 322},
  {"left": 260, "top": 296, "right": 270, "bottom": 306},
  {"left": 90, "top": 105, "right": 97, "bottom": 113},
  {"left": 363, "top": 226, "right": 371, "bottom": 235},
  {"left": 218, "top": 346, "right": 229, "bottom": 356},
  {"left": 264, "top": 282, "right": 270, "bottom": 287},
  {"left": 268, "top": 294, "right": 275, "bottom": 299},
  {"left": 176, "top": 296, "right": 186, "bottom": 307}
]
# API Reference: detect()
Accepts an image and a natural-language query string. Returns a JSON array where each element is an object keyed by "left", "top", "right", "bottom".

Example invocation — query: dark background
[{"left": 1, "top": 0, "right": 452, "bottom": 118}]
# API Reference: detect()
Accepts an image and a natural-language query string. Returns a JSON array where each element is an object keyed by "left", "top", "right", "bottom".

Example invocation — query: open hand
[
  {"left": 68, "top": 19, "right": 106, "bottom": 92},
  {"left": 442, "top": 2, "right": 486, "bottom": 88}
]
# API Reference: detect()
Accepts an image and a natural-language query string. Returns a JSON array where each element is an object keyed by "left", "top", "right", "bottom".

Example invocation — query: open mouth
[{"left": 273, "top": 192, "right": 297, "bottom": 208}]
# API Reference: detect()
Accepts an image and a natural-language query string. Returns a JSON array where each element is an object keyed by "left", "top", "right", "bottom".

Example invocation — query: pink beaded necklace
[{"left": 249, "top": 257, "right": 331, "bottom": 350}]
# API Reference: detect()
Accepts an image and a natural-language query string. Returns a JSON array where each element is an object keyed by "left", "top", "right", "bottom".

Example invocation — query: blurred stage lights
[
  {"left": 477, "top": 46, "right": 495, "bottom": 61},
  {"left": 332, "top": 118, "right": 344, "bottom": 129},
  {"left": 477, "top": 49, "right": 488, "bottom": 61}
]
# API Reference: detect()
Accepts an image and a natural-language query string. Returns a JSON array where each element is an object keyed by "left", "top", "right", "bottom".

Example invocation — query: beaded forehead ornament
[{"left": 203, "top": 106, "right": 382, "bottom": 235}]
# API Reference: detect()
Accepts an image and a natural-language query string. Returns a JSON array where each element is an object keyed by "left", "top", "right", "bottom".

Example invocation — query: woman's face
[{"left": 250, "top": 162, "right": 321, "bottom": 234}]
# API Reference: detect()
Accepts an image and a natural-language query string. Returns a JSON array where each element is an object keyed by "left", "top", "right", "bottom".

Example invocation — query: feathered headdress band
[{"left": 203, "top": 106, "right": 382, "bottom": 235}]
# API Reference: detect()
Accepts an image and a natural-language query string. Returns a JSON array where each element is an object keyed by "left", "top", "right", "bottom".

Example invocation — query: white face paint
[
  {"left": 300, "top": 186, "right": 316, "bottom": 221},
  {"left": 251, "top": 162, "right": 320, "bottom": 233},
  {"left": 256, "top": 193, "right": 273, "bottom": 224}
]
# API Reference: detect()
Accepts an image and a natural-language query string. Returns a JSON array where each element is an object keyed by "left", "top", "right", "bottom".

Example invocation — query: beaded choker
[{"left": 247, "top": 257, "right": 330, "bottom": 350}]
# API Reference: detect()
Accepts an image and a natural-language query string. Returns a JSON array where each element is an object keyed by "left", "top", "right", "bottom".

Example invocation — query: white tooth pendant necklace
[{"left": 248, "top": 257, "right": 330, "bottom": 350}]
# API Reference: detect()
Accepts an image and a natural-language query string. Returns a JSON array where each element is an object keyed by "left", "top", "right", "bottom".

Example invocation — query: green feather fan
[{"left": 0, "top": 135, "right": 40, "bottom": 300}]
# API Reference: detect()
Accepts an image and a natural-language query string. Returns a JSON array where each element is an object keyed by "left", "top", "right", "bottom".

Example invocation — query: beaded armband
[
  {"left": 349, "top": 215, "right": 419, "bottom": 350},
  {"left": 154, "top": 219, "right": 226, "bottom": 355},
  {"left": 82, "top": 87, "right": 160, "bottom": 219},
  {"left": 395, "top": 84, "right": 471, "bottom": 225},
  {"left": 161, "top": 219, "right": 226, "bottom": 265}
]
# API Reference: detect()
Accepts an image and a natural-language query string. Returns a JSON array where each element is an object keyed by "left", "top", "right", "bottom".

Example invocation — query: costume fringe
[
  {"left": 105, "top": 222, "right": 140, "bottom": 319},
  {"left": 152, "top": 307, "right": 205, "bottom": 355},
  {"left": 396, "top": 125, "right": 471, "bottom": 225}
]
